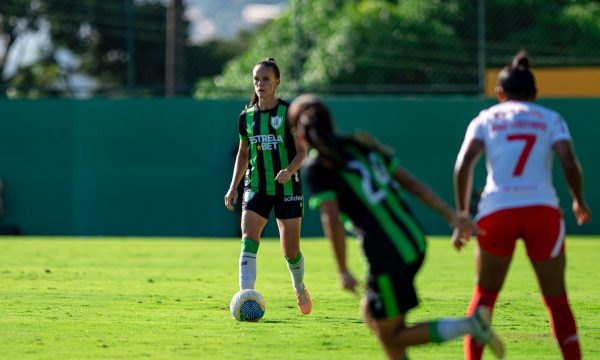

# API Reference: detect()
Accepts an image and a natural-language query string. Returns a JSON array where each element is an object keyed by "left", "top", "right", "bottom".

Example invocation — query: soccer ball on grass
[{"left": 230, "top": 289, "right": 266, "bottom": 322}]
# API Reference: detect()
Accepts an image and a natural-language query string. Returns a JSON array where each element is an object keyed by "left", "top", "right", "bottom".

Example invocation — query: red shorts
[{"left": 476, "top": 206, "right": 565, "bottom": 260}]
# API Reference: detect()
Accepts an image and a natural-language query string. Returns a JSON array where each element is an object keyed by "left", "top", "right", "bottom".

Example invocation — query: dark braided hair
[
  {"left": 288, "top": 94, "right": 392, "bottom": 170},
  {"left": 287, "top": 94, "right": 341, "bottom": 165},
  {"left": 497, "top": 50, "right": 537, "bottom": 101},
  {"left": 248, "top": 58, "right": 280, "bottom": 107}
]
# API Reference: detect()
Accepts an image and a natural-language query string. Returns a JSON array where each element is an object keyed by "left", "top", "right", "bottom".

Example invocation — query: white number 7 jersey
[{"left": 459, "top": 100, "right": 572, "bottom": 219}]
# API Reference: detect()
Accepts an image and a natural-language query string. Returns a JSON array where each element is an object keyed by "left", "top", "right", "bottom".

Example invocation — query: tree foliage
[
  {"left": 2, "top": 0, "right": 598, "bottom": 97},
  {"left": 1, "top": 0, "right": 171, "bottom": 97},
  {"left": 485, "top": 0, "right": 600, "bottom": 66},
  {"left": 194, "top": 0, "right": 600, "bottom": 97}
]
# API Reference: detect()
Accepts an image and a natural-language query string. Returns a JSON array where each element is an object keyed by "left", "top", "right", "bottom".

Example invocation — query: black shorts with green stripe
[
  {"left": 365, "top": 254, "right": 424, "bottom": 319},
  {"left": 242, "top": 189, "right": 303, "bottom": 219}
]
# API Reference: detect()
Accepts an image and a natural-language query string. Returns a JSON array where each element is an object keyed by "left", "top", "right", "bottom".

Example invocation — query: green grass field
[{"left": 1, "top": 236, "right": 599, "bottom": 359}]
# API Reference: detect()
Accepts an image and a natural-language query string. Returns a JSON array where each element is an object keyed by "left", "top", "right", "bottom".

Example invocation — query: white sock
[
  {"left": 286, "top": 251, "right": 305, "bottom": 291},
  {"left": 239, "top": 239, "right": 259, "bottom": 290},
  {"left": 435, "top": 318, "right": 472, "bottom": 341}
]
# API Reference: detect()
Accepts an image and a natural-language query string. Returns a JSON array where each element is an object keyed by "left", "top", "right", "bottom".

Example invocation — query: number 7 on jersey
[{"left": 507, "top": 134, "right": 536, "bottom": 176}]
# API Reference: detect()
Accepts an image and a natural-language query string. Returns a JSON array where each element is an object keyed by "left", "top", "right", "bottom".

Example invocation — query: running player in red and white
[{"left": 453, "top": 50, "right": 591, "bottom": 360}]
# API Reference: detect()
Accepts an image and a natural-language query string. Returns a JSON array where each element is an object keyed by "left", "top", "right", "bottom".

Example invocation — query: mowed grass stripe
[{"left": 0, "top": 236, "right": 598, "bottom": 359}]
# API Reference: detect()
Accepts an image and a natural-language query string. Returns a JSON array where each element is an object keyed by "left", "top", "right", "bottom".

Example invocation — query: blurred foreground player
[{"left": 289, "top": 94, "right": 504, "bottom": 360}]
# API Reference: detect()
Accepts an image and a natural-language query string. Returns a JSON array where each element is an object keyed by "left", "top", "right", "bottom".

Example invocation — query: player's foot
[
  {"left": 294, "top": 287, "right": 312, "bottom": 315},
  {"left": 469, "top": 306, "right": 505, "bottom": 359}
]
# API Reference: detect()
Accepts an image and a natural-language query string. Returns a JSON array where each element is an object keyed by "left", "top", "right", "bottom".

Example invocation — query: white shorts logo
[
  {"left": 244, "top": 190, "right": 256, "bottom": 203},
  {"left": 283, "top": 195, "right": 303, "bottom": 202}
]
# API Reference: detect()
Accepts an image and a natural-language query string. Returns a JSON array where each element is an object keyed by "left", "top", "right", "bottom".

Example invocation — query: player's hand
[
  {"left": 451, "top": 227, "right": 471, "bottom": 251},
  {"left": 224, "top": 188, "right": 238, "bottom": 211},
  {"left": 449, "top": 211, "right": 475, "bottom": 251},
  {"left": 339, "top": 270, "right": 359, "bottom": 294},
  {"left": 572, "top": 199, "right": 591, "bottom": 225},
  {"left": 275, "top": 169, "right": 292, "bottom": 184}
]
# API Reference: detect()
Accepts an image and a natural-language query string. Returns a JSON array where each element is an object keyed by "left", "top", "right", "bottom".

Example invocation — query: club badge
[{"left": 270, "top": 116, "right": 283, "bottom": 129}]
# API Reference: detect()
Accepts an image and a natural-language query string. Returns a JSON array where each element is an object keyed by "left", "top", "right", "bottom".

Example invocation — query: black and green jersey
[
  {"left": 239, "top": 99, "right": 302, "bottom": 196},
  {"left": 304, "top": 140, "right": 426, "bottom": 272}
]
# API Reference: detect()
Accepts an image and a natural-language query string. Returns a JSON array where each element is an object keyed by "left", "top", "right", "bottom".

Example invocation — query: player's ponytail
[
  {"left": 497, "top": 50, "right": 537, "bottom": 101},
  {"left": 248, "top": 58, "right": 281, "bottom": 108},
  {"left": 287, "top": 95, "right": 346, "bottom": 168},
  {"left": 289, "top": 95, "right": 394, "bottom": 170},
  {"left": 511, "top": 51, "right": 530, "bottom": 70}
]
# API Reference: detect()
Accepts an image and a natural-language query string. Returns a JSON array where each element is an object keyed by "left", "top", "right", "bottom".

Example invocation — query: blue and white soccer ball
[{"left": 230, "top": 289, "right": 266, "bottom": 322}]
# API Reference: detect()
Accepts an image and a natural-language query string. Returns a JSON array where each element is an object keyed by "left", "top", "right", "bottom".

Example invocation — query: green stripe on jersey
[
  {"left": 339, "top": 212, "right": 355, "bottom": 232},
  {"left": 340, "top": 168, "right": 419, "bottom": 264},
  {"left": 377, "top": 274, "right": 399, "bottom": 317},
  {"left": 364, "top": 150, "right": 425, "bottom": 251},
  {"left": 347, "top": 148, "right": 426, "bottom": 254},
  {"left": 384, "top": 191, "right": 426, "bottom": 252},
  {"left": 371, "top": 152, "right": 426, "bottom": 252},
  {"left": 347, "top": 147, "right": 387, "bottom": 188},
  {"left": 275, "top": 104, "right": 293, "bottom": 195},
  {"left": 246, "top": 107, "right": 259, "bottom": 190},
  {"left": 260, "top": 112, "right": 276, "bottom": 194},
  {"left": 388, "top": 157, "right": 400, "bottom": 174}
]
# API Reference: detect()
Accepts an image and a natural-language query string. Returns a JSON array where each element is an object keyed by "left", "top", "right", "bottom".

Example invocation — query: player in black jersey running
[
  {"left": 224, "top": 59, "right": 311, "bottom": 315},
  {"left": 288, "top": 95, "right": 504, "bottom": 359}
]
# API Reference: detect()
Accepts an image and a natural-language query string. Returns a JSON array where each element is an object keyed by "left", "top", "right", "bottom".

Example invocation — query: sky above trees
[{"left": 188, "top": 0, "right": 287, "bottom": 42}]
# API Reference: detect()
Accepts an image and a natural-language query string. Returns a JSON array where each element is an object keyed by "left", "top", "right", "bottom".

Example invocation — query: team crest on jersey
[{"left": 270, "top": 116, "right": 283, "bottom": 129}]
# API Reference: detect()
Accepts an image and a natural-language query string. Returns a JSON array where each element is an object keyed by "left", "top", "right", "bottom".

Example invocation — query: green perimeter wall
[{"left": 0, "top": 98, "right": 598, "bottom": 237}]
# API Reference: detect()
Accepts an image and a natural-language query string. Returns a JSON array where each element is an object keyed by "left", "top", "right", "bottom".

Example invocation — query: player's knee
[
  {"left": 379, "top": 329, "right": 408, "bottom": 359},
  {"left": 377, "top": 321, "right": 409, "bottom": 348},
  {"left": 283, "top": 248, "right": 299, "bottom": 260},
  {"left": 391, "top": 323, "right": 411, "bottom": 346},
  {"left": 281, "top": 240, "right": 300, "bottom": 259}
]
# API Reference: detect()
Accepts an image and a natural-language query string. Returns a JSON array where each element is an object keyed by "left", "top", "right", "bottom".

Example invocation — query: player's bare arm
[
  {"left": 454, "top": 139, "right": 484, "bottom": 213},
  {"left": 225, "top": 139, "right": 249, "bottom": 211},
  {"left": 319, "top": 199, "right": 358, "bottom": 293},
  {"left": 553, "top": 140, "right": 591, "bottom": 224},
  {"left": 393, "top": 166, "right": 476, "bottom": 250},
  {"left": 393, "top": 166, "right": 474, "bottom": 231},
  {"left": 451, "top": 139, "right": 485, "bottom": 249}
]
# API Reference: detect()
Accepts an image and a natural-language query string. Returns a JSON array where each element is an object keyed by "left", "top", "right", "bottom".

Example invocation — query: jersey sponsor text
[
  {"left": 249, "top": 134, "right": 284, "bottom": 151},
  {"left": 491, "top": 120, "right": 547, "bottom": 133}
]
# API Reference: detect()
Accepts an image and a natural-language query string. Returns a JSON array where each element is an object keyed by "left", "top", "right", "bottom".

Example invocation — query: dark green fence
[{"left": 0, "top": 98, "right": 598, "bottom": 236}]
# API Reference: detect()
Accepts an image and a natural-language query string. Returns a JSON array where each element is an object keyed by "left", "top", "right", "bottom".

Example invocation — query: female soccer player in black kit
[
  {"left": 224, "top": 59, "right": 311, "bottom": 315},
  {"left": 287, "top": 95, "right": 504, "bottom": 360}
]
